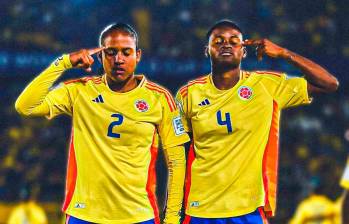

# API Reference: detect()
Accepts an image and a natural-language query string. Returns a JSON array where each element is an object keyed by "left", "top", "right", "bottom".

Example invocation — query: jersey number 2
[
  {"left": 107, "top": 113, "right": 124, "bottom": 138},
  {"left": 216, "top": 110, "right": 232, "bottom": 133}
]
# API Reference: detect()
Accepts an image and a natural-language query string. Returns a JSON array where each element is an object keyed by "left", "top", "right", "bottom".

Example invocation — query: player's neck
[
  {"left": 211, "top": 66, "right": 240, "bottom": 90},
  {"left": 106, "top": 75, "right": 139, "bottom": 93}
]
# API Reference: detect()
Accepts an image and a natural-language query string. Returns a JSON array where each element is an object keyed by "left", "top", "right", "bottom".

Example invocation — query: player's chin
[
  {"left": 216, "top": 58, "right": 240, "bottom": 67},
  {"left": 109, "top": 72, "right": 130, "bottom": 82},
  {"left": 215, "top": 55, "right": 235, "bottom": 61}
]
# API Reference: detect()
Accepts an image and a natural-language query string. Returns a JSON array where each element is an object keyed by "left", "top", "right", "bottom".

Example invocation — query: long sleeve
[
  {"left": 15, "top": 55, "right": 72, "bottom": 117},
  {"left": 163, "top": 144, "right": 186, "bottom": 224}
]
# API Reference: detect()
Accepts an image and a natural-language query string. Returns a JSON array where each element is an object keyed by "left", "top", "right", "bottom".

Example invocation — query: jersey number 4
[
  {"left": 216, "top": 110, "right": 233, "bottom": 133},
  {"left": 107, "top": 113, "right": 124, "bottom": 138}
]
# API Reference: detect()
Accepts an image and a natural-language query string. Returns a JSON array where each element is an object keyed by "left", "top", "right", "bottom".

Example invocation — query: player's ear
[
  {"left": 204, "top": 46, "right": 209, "bottom": 58},
  {"left": 136, "top": 48, "right": 142, "bottom": 64},
  {"left": 97, "top": 52, "right": 102, "bottom": 62},
  {"left": 97, "top": 43, "right": 104, "bottom": 62},
  {"left": 242, "top": 47, "right": 247, "bottom": 58}
]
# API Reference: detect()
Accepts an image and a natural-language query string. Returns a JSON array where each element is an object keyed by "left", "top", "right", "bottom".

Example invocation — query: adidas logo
[
  {"left": 92, "top": 94, "right": 104, "bottom": 103},
  {"left": 198, "top": 99, "right": 210, "bottom": 106},
  {"left": 74, "top": 203, "right": 86, "bottom": 209}
]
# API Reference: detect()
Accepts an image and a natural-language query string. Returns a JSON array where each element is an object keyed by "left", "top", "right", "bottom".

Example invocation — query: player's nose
[{"left": 113, "top": 52, "right": 124, "bottom": 63}]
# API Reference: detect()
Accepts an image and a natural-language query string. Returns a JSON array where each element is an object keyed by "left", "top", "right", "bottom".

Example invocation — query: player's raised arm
[
  {"left": 243, "top": 39, "right": 339, "bottom": 94},
  {"left": 15, "top": 47, "right": 104, "bottom": 116}
]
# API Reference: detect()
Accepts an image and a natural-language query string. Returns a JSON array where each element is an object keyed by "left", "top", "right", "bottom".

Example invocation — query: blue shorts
[
  {"left": 183, "top": 208, "right": 268, "bottom": 224},
  {"left": 65, "top": 215, "right": 155, "bottom": 224}
]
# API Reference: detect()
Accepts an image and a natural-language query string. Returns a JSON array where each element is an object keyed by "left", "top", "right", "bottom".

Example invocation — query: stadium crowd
[
  {"left": 1, "top": 0, "right": 348, "bottom": 59},
  {"left": 1, "top": 0, "right": 348, "bottom": 223}
]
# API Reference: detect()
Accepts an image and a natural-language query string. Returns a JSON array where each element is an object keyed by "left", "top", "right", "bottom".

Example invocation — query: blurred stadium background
[{"left": 1, "top": 0, "right": 348, "bottom": 223}]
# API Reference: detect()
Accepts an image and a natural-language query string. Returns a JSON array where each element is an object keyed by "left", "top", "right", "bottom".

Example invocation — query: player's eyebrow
[
  {"left": 228, "top": 34, "right": 242, "bottom": 39},
  {"left": 105, "top": 47, "right": 133, "bottom": 50},
  {"left": 213, "top": 34, "right": 241, "bottom": 39},
  {"left": 212, "top": 34, "right": 243, "bottom": 43}
]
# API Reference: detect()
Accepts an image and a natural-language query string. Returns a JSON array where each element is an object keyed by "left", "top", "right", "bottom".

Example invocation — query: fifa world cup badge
[
  {"left": 238, "top": 86, "right": 253, "bottom": 100},
  {"left": 135, "top": 100, "right": 149, "bottom": 112}
]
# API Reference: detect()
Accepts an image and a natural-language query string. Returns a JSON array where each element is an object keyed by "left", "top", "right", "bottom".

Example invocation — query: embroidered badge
[
  {"left": 238, "top": 86, "right": 253, "bottom": 100},
  {"left": 135, "top": 100, "right": 149, "bottom": 112}
]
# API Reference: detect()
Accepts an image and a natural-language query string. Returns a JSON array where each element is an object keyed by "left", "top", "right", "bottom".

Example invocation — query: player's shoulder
[
  {"left": 177, "top": 74, "right": 209, "bottom": 97},
  {"left": 144, "top": 79, "right": 177, "bottom": 112},
  {"left": 144, "top": 79, "right": 173, "bottom": 97},
  {"left": 247, "top": 70, "right": 287, "bottom": 83},
  {"left": 63, "top": 76, "right": 103, "bottom": 86},
  {"left": 250, "top": 70, "right": 285, "bottom": 78}
]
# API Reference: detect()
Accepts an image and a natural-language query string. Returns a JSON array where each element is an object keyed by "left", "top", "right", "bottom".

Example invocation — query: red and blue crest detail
[
  {"left": 238, "top": 86, "right": 253, "bottom": 100},
  {"left": 135, "top": 100, "right": 149, "bottom": 112}
]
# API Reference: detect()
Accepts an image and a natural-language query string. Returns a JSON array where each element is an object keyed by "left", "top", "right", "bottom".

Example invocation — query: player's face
[
  {"left": 207, "top": 27, "right": 244, "bottom": 68},
  {"left": 101, "top": 31, "right": 141, "bottom": 83}
]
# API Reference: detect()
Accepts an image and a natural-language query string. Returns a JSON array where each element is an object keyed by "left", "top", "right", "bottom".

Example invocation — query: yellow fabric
[
  {"left": 340, "top": 157, "right": 349, "bottom": 189},
  {"left": 7, "top": 201, "right": 48, "bottom": 224},
  {"left": 289, "top": 195, "right": 338, "bottom": 224},
  {"left": 176, "top": 71, "right": 311, "bottom": 218},
  {"left": 15, "top": 55, "right": 189, "bottom": 223}
]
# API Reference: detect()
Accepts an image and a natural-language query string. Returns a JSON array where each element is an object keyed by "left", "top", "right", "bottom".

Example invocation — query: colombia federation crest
[{"left": 134, "top": 99, "right": 149, "bottom": 112}]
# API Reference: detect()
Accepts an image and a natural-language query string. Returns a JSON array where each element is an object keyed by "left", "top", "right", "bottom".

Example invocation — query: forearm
[
  {"left": 163, "top": 145, "right": 186, "bottom": 224},
  {"left": 15, "top": 55, "right": 72, "bottom": 116},
  {"left": 281, "top": 49, "right": 339, "bottom": 92}
]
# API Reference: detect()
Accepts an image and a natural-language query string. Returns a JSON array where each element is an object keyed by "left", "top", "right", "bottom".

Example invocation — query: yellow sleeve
[
  {"left": 15, "top": 54, "right": 73, "bottom": 118},
  {"left": 258, "top": 72, "right": 312, "bottom": 109},
  {"left": 341, "top": 158, "right": 349, "bottom": 189},
  {"left": 163, "top": 145, "right": 186, "bottom": 224},
  {"left": 175, "top": 88, "right": 191, "bottom": 133},
  {"left": 158, "top": 92, "right": 190, "bottom": 149}
]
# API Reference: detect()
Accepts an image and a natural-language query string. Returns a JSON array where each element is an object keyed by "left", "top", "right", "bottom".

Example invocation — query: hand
[
  {"left": 69, "top": 47, "right": 105, "bottom": 72},
  {"left": 243, "top": 39, "right": 288, "bottom": 61}
]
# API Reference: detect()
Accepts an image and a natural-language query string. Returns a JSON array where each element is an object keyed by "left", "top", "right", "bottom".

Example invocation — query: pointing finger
[
  {"left": 243, "top": 39, "right": 263, "bottom": 47},
  {"left": 88, "top": 47, "right": 105, "bottom": 56}
]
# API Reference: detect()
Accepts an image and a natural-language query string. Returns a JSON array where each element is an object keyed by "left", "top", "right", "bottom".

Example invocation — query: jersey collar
[{"left": 101, "top": 74, "right": 146, "bottom": 95}]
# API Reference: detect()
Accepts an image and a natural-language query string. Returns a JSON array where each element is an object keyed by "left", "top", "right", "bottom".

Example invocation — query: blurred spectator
[
  {"left": 7, "top": 187, "right": 48, "bottom": 224},
  {"left": 289, "top": 177, "right": 339, "bottom": 224}
]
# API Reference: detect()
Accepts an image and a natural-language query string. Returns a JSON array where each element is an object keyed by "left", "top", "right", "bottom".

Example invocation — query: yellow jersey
[
  {"left": 176, "top": 71, "right": 311, "bottom": 218},
  {"left": 289, "top": 195, "right": 338, "bottom": 224},
  {"left": 15, "top": 55, "right": 189, "bottom": 223}
]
